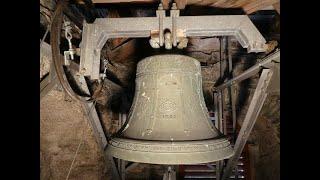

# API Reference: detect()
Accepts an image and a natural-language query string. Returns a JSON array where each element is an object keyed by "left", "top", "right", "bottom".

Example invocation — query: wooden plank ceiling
[{"left": 91, "top": 0, "right": 280, "bottom": 14}]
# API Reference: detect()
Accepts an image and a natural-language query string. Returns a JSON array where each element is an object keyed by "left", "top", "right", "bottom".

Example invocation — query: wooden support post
[{"left": 221, "top": 69, "right": 273, "bottom": 180}]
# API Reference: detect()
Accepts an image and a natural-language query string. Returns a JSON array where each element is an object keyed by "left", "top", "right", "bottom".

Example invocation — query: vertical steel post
[
  {"left": 227, "top": 37, "right": 237, "bottom": 142},
  {"left": 222, "top": 69, "right": 273, "bottom": 180},
  {"left": 227, "top": 37, "right": 238, "bottom": 179},
  {"left": 118, "top": 113, "right": 127, "bottom": 180},
  {"left": 78, "top": 76, "right": 108, "bottom": 150},
  {"left": 220, "top": 37, "right": 228, "bottom": 136},
  {"left": 214, "top": 93, "right": 221, "bottom": 180}
]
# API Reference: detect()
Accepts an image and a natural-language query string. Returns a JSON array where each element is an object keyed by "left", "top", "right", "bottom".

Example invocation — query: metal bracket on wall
[{"left": 80, "top": 10, "right": 267, "bottom": 79}]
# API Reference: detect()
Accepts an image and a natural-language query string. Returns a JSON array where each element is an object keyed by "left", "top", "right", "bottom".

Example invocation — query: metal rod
[
  {"left": 214, "top": 93, "right": 221, "bottom": 180},
  {"left": 215, "top": 50, "right": 280, "bottom": 91},
  {"left": 214, "top": 93, "right": 219, "bottom": 129},
  {"left": 221, "top": 37, "right": 228, "bottom": 136},
  {"left": 221, "top": 69, "right": 273, "bottom": 180},
  {"left": 226, "top": 37, "right": 237, "bottom": 144},
  {"left": 218, "top": 91, "right": 224, "bottom": 134},
  {"left": 110, "top": 156, "right": 122, "bottom": 180},
  {"left": 227, "top": 37, "right": 238, "bottom": 179},
  {"left": 121, "top": 160, "right": 126, "bottom": 180},
  {"left": 215, "top": 89, "right": 225, "bottom": 180},
  {"left": 40, "top": 41, "right": 77, "bottom": 99},
  {"left": 117, "top": 114, "right": 126, "bottom": 180}
]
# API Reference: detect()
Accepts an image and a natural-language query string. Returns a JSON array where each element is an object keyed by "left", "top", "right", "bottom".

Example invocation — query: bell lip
[
  {"left": 106, "top": 137, "right": 234, "bottom": 165},
  {"left": 109, "top": 136, "right": 229, "bottom": 145}
]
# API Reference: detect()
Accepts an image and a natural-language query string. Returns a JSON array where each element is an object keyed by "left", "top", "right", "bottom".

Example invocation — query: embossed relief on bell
[
  {"left": 107, "top": 54, "right": 234, "bottom": 164},
  {"left": 159, "top": 98, "right": 177, "bottom": 114}
]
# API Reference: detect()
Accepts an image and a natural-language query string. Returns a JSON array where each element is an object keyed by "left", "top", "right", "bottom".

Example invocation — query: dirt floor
[{"left": 40, "top": 89, "right": 111, "bottom": 180}]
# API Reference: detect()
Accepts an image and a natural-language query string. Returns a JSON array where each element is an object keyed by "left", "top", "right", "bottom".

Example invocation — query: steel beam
[
  {"left": 40, "top": 42, "right": 108, "bottom": 149},
  {"left": 40, "top": 75, "right": 59, "bottom": 99},
  {"left": 41, "top": 40, "right": 117, "bottom": 180},
  {"left": 227, "top": 37, "right": 238, "bottom": 180},
  {"left": 221, "top": 69, "right": 274, "bottom": 180},
  {"left": 227, "top": 37, "right": 237, "bottom": 144},
  {"left": 214, "top": 91, "right": 225, "bottom": 180},
  {"left": 220, "top": 37, "right": 228, "bottom": 136},
  {"left": 79, "top": 83, "right": 120, "bottom": 179},
  {"left": 40, "top": 41, "right": 57, "bottom": 100},
  {"left": 213, "top": 93, "right": 221, "bottom": 180},
  {"left": 215, "top": 50, "right": 280, "bottom": 91},
  {"left": 80, "top": 15, "right": 267, "bottom": 79},
  {"left": 109, "top": 156, "right": 122, "bottom": 180},
  {"left": 40, "top": 42, "right": 80, "bottom": 100},
  {"left": 214, "top": 93, "right": 220, "bottom": 130},
  {"left": 117, "top": 113, "right": 127, "bottom": 180},
  {"left": 78, "top": 76, "right": 108, "bottom": 150}
]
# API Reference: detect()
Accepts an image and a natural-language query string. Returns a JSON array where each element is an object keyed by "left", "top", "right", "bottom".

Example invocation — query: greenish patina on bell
[{"left": 106, "top": 54, "right": 234, "bottom": 164}]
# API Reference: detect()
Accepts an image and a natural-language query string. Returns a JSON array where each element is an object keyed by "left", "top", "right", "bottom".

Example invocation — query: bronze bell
[{"left": 107, "top": 54, "right": 234, "bottom": 164}]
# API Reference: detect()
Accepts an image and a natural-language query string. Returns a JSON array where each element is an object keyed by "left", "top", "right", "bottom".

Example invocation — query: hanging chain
[
  {"left": 99, "top": 58, "right": 109, "bottom": 81},
  {"left": 63, "top": 20, "right": 76, "bottom": 65}
]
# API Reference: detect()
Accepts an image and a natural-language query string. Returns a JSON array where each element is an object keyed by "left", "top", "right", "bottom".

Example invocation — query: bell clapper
[{"left": 163, "top": 165, "right": 176, "bottom": 180}]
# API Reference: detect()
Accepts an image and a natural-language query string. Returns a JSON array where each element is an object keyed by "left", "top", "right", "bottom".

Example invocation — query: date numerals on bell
[{"left": 161, "top": 114, "right": 176, "bottom": 119}]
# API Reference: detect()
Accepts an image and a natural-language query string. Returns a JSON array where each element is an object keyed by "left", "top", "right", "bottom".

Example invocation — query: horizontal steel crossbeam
[{"left": 80, "top": 15, "right": 267, "bottom": 79}]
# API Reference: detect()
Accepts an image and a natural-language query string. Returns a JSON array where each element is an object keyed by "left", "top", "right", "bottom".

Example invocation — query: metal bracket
[{"left": 80, "top": 10, "right": 267, "bottom": 79}]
